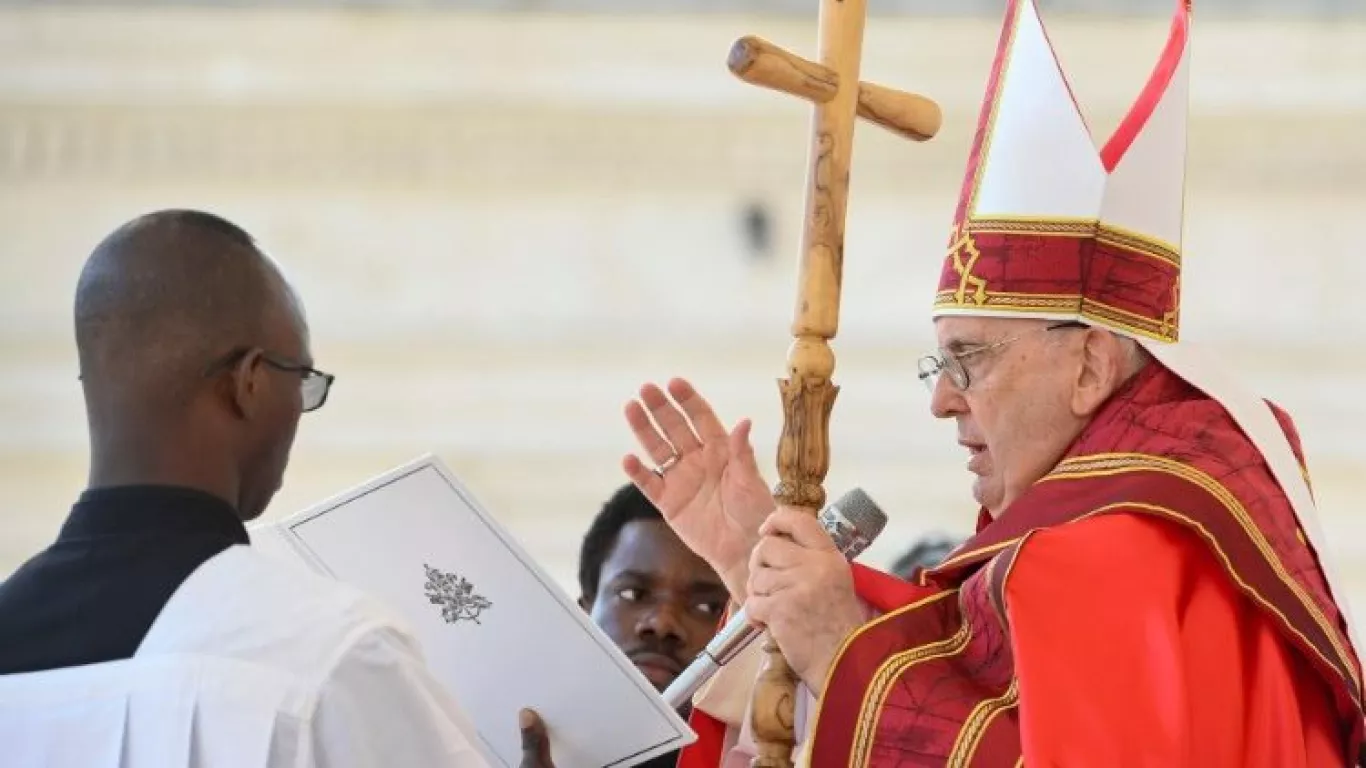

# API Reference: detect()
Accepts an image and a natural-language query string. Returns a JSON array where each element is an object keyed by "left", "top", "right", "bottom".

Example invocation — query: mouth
[
  {"left": 630, "top": 651, "right": 684, "bottom": 689},
  {"left": 959, "top": 440, "right": 988, "bottom": 472}
]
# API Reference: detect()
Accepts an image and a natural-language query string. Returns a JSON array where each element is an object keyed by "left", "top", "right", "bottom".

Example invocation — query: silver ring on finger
[{"left": 653, "top": 453, "right": 680, "bottom": 477}]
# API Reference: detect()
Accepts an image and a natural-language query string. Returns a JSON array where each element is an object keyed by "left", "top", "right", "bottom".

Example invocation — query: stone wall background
[{"left": 1, "top": 8, "right": 1363, "bottom": 612}]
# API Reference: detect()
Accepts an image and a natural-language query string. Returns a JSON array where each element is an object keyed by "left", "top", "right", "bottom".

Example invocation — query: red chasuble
[{"left": 680, "top": 363, "right": 1364, "bottom": 767}]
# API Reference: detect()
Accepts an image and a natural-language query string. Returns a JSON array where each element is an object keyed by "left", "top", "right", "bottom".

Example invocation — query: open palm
[{"left": 622, "top": 378, "right": 775, "bottom": 599}]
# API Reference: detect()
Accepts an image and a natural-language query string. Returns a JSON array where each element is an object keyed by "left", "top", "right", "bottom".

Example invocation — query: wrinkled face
[
  {"left": 927, "top": 316, "right": 1088, "bottom": 516},
  {"left": 582, "top": 519, "right": 728, "bottom": 691}
]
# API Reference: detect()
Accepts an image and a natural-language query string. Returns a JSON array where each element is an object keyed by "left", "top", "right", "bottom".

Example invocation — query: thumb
[
  {"left": 518, "top": 708, "right": 554, "bottom": 768},
  {"left": 729, "top": 419, "right": 760, "bottom": 472}
]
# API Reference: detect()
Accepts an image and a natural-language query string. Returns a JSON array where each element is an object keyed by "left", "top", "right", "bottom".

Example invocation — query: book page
[{"left": 267, "top": 454, "right": 695, "bottom": 768}]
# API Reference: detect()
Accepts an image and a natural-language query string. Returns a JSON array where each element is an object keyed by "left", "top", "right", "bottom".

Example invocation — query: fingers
[
  {"left": 639, "top": 383, "right": 703, "bottom": 455},
  {"left": 518, "top": 708, "right": 543, "bottom": 750},
  {"left": 748, "top": 532, "right": 805, "bottom": 572},
  {"left": 624, "top": 398, "right": 679, "bottom": 466},
  {"left": 747, "top": 561, "right": 794, "bottom": 600},
  {"left": 743, "top": 592, "right": 773, "bottom": 625},
  {"left": 518, "top": 708, "right": 554, "bottom": 768},
  {"left": 759, "top": 507, "right": 838, "bottom": 552},
  {"left": 728, "top": 418, "right": 761, "bottom": 473},
  {"left": 621, "top": 454, "right": 664, "bottom": 502},
  {"left": 626, "top": 378, "right": 743, "bottom": 462},
  {"left": 669, "top": 378, "right": 730, "bottom": 444}
]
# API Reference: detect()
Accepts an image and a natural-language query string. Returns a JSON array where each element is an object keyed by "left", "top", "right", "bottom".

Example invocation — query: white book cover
[{"left": 251, "top": 454, "right": 695, "bottom": 768}]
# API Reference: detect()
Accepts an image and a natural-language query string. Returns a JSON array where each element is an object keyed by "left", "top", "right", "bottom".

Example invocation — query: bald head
[
  {"left": 75, "top": 209, "right": 313, "bottom": 519},
  {"left": 75, "top": 210, "right": 296, "bottom": 405}
]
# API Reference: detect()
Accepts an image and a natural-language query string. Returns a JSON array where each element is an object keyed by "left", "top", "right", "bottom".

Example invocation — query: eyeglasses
[
  {"left": 917, "top": 321, "right": 1086, "bottom": 393},
  {"left": 204, "top": 347, "right": 336, "bottom": 413}
]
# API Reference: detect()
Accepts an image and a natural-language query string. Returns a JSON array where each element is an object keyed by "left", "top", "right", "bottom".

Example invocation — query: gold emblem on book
[{"left": 423, "top": 563, "right": 494, "bottom": 625}]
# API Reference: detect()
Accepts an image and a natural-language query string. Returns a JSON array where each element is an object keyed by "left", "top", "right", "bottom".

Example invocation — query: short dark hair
[{"left": 577, "top": 483, "right": 664, "bottom": 600}]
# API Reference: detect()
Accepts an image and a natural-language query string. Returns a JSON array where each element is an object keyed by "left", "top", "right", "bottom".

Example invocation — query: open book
[{"left": 250, "top": 454, "right": 696, "bottom": 768}]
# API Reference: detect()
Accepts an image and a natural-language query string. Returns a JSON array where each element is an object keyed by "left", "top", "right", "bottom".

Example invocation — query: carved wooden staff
[{"left": 726, "top": 4, "right": 941, "bottom": 767}]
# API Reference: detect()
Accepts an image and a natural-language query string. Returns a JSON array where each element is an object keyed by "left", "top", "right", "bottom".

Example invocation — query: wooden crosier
[
  {"left": 727, "top": 5, "right": 941, "bottom": 768},
  {"left": 728, "top": 35, "right": 942, "bottom": 142}
]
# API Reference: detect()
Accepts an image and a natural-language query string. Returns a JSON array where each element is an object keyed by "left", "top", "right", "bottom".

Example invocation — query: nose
[
  {"left": 636, "top": 600, "right": 688, "bottom": 646},
  {"left": 929, "top": 371, "right": 967, "bottom": 419}
]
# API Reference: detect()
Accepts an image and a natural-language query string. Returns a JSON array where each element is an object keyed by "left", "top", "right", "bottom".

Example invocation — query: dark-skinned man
[
  {"left": 518, "top": 484, "right": 728, "bottom": 768},
  {"left": 581, "top": 483, "right": 728, "bottom": 765},
  {"left": 0, "top": 210, "right": 494, "bottom": 767},
  {"left": 578, "top": 483, "right": 729, "bottom": 693}
]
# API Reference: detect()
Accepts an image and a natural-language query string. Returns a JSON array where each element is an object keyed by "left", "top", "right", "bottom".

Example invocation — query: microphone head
[{"left": 819, "top": 488, "right": 888, "bottom": 559}]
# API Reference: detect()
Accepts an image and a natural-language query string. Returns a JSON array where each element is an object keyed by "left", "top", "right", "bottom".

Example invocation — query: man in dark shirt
[
  {"left": 0, "top": 209, "right": 332, "bottom": 674},
  {"left": 0, "top": 210, "right": 504, "bottom": 766}
]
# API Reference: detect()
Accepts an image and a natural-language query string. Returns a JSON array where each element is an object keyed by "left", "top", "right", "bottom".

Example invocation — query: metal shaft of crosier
[{"left": 725, "top": 3, "right": 942, "bottom": 766}]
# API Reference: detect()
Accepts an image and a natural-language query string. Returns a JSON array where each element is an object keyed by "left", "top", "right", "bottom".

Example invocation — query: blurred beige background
[{"left": 0, "top": 4, "right": 1362, "bottom": 612}]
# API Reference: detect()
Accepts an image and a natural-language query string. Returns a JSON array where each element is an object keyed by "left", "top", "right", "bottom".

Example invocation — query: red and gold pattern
[
  {"left": 936, "top": 219, "right": 1183, "bottom": 341},
  {"left": 932, "top": 0, "right": 1191, "bottom": 342},
  {"left": 806, "top": 364, "right": 1365, "bottom": 766},
  {"left": 678, "top": 0, "right": 1363, "bottom": 763}
]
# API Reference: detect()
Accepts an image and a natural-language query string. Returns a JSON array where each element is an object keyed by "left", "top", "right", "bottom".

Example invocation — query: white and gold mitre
[
  {"left": 934, "top": 0, "right": 1191, "bottom": 343},
  {"left": 930, "top": 0, "right": 1364, "bottom": 660}
]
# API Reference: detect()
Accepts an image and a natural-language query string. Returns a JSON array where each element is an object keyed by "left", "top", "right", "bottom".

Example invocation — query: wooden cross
[{"left": 726, "top": 3, "right": 941, "bottom": 766}]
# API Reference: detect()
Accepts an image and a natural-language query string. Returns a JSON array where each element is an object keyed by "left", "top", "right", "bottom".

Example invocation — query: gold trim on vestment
[
  {"left": 1042, "top": 453, "right": 1361, "bottom": 700},
  {"left": 947, "top": 678, "right": 1021, "bottom": 767},
  {"left": 850, "top": 592, "right": 973, "bottom": 767}
]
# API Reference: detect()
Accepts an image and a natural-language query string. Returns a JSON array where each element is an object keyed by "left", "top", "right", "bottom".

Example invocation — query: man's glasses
[
  {"left": 917, "top": 321, "right": 1087, "bottom": 392},
  {"left": 204, "top": 347, "right": 335, "bottom": 413}
]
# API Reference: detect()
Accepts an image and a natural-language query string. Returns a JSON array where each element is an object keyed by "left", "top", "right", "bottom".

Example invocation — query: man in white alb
[{"left": 0, "top": 210, "right": 496, "bottom": 767}]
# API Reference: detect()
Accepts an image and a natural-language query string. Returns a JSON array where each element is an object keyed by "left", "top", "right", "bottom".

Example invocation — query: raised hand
[{"left": 622, "top": 378, "right": 775, "bottom": 600}]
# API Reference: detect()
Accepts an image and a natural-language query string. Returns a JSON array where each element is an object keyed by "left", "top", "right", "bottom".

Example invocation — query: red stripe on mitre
[
  {"left": 949, "top": 0, "right": 1024, "bottom": 226},
  {"left": 935, "top": 228, "right": 1179, "bottom": 336},
  {"left": 1100, "top": 0, "right": 1191, "bottom": 170}
]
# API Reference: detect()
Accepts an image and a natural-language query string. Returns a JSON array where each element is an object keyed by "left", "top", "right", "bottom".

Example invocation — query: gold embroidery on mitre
[{"left": 947, "top": 222, "right": 988, "bottom": 306}]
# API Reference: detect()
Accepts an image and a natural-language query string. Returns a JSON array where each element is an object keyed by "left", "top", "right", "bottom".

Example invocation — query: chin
[
  {"left": 971, "top": 481, "right": 1004, "bottom": 515},
  {"left": 970, "top": 476, "right": 987, "bottom": 505},
  {"left": 639, "top": 667, "right": 677, "bottom": 692},
  {"left": 238, "top": 491, "right": 273, "bottom": 523}
]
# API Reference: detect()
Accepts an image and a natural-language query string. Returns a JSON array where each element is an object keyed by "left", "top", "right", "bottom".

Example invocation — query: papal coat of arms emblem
[{"left": 423, "top": 563, "right": 494, "bottom": 625}]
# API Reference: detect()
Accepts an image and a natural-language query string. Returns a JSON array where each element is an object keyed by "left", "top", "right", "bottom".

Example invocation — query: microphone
[{"left": 661, "top": 487, "right": 888, "bottom": 710}]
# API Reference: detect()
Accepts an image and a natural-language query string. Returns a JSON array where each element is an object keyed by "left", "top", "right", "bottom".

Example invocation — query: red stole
[
  {"left": 680, "top": 363, "right": 1364, "bottom": 767},
  {"left": 676, "top": 568, "right": 930, "bottom": 768}
]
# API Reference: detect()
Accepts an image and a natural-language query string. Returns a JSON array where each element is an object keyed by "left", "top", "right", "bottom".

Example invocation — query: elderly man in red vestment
[{"left": 619, "top": 0, "right": 1366, "bottom": 765}]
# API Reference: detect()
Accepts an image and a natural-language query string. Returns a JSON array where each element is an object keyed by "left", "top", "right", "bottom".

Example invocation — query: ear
[
  {"left": 229, "top": 348, "right": 268, "bottom": 420},
  {"left": 1069, "top": 329, "right": 1123, "bottom": 417},
  {"left": 577, "top": 593, "right": 592, "bottom": 613}
]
